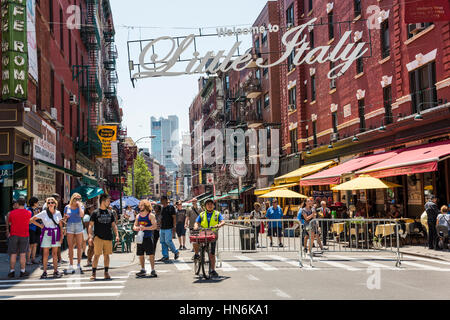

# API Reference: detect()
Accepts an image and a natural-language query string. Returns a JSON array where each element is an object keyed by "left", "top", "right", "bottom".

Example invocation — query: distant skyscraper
[{"left": 151, "top": 115, "right": 179, "bottom": 174}]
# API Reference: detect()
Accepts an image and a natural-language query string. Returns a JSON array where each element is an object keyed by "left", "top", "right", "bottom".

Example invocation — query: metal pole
[
  {"left": 119, "top": 142, "right": 123, "bottom": 216},
  {"left": 132, "top": 162, "right": 135, "bottom": 197}
]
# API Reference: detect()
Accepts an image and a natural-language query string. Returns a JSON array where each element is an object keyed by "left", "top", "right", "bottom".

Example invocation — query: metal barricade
[
  {"left": 300, "top": 218, "right": 402, "bottom": 268},
  {"left": 216, "top": 219, "right": 304, "bottom": 268}
]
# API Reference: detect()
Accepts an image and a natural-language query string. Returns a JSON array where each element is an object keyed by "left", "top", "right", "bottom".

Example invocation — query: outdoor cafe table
[{"left": 331, "top": 222, "right": 345, "bottom": 234}]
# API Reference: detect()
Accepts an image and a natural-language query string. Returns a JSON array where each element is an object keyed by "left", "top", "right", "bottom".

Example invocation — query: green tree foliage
[{"left": 124, "top": 155, "right": 153, "bottom": 199}]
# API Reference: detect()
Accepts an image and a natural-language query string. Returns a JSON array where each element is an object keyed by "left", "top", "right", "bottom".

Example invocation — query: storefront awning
[
  {"left": 70, "top": 186, "right": 104, "bottom": 201},
  {"left": 357, "top": 140, "right": 450, "bottom": 178},
  {"left": 197, "top": 192, "right": 212, "bottom": 202},
  {"left": 37, "top": 159, "right": 82, "bottom": 177},
  {"left": 254, "top": 182, "right": 299, "bottom": 195},
  {"left": 228, "top": 185, "right": 254, "bottom": 195},
  {"left": 300, "top": 152, "right": 397, "bottom": 186},
  {"left": 82, "top": 175, "right": 99, "bottom": 187},
  {"left": 274, "top": 160, "right": 335, "bottom": 185}
]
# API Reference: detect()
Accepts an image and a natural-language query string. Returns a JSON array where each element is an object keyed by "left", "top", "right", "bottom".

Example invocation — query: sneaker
[
  {"left": 26, "top": 261, "right": 33, "bottom": 265},
  {"left": 31, "top": 259, "right": 40, "bottom": 265},
  {"left": 85, "top": 261, "right": 92, "bottom": 267},
  {"left": 7, "top": 271, "right": 15, "bottom": 278},
  {"left": 209, "top": 270, "right": 219, "bottom": 278},
  {"left": 150, "top": 270, "right": 157, "bottom": 278},
  {"left": 90, "top": 273, "right": 96, "bottom": 281},
  {"left": 174, "top": 252, "right": 179, "bottom": 260},
  {"left": 65, "top": 266, "right": 75, "bottom": 275},
  {"left": 157, "top": 257, "right": 169, "bottom": 262},
  {"left": 40, "top": 272, "right": 47, "bottom": 279},
  {"left": 182, "top": 246, "right": 188, "bottom": 250},
  {"left": 136, "top": 270, "right": 146, "bottom": 277},
  {"left": 192, "top": 254, "right": 200, "bottom": 261},
  {"left": 279, "top": 243, "right": 284, "bottom": 247},
  {"left": 53, "top": 271, "right": 63, "bottom": 278},
  {"left": 20, "top": 271, "right": 29, "bottom": 278},
  {"left": 104, "top": 272, "right": 111, "bottom": 280},
  {"left": 82, "top": 253, "right": 88, "bottom": 259},
  {"left": 270, "top": 242, "right": 273, "bottom": 247},
  {"left": 77, "top": 266, "right": 84, "bottom": 274}
]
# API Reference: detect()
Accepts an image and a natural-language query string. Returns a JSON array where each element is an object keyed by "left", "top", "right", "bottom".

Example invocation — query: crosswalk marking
[
  {"left": 173, "top": 259, "right": 191, "bottom": 271},
  {"left": 235, "top": 255, "right": 278, "bottom": 271},
  {"left": 315, "top": 258, "right": 361, "bottom": 271},
  {"left": 6, "top": 293, "right": 121, "bottom": 300},
  {"left": 399, "top": 260, "right": 450, "bottom": 271},
  {"left": 329, "top": 255, "right": 399, "bottom": 271},
  {"left": 0, "top": 285, "right": 124, "bottom": 293},
  {"left": 266, "top": 255, "right": 301, "bottom": 267},
  {"left": 0, "top": 276, "right": 130, "bottom": 283},
  {"left": 273, "top": 288, "right": 291, "bottom": 298},
  {"left": 0, "top": 281, "right": 126, "bottom": 288},
  {"left": 402, "top": 254, "right": 450, "bottom": 266},
  {"left": 219, "top": 262, "right": 238, "bottom": 271}
]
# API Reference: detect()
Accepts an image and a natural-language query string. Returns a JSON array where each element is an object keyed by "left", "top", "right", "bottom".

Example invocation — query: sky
[{"left": 110, "top": 0, "right": 270, "bottom": 152}]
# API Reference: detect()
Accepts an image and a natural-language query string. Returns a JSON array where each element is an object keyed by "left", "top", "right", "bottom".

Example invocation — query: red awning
[
  {"left": 357, "top": 140, "right": 450, "bottom": 178},
  {"left": 300, "top": 152, "right": 397, "bottom": 186}
]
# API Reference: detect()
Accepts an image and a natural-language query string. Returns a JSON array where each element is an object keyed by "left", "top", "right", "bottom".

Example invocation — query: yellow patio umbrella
[
  {"left": 331, "top": 175, "right": 402, "bottom": 218},
  {"left": 259, "top": 188, "right": 308, "bottom": 199}
]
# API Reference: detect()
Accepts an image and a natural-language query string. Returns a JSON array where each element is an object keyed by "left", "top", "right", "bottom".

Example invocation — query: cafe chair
[
  {"left": 436, "top": 225, "right": 449, "bottom": 250},
  {"left": 407, "top": 222, "right": 426, "bottom": 246}
]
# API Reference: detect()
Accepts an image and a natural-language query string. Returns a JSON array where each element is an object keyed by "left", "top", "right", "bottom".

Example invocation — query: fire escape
[{"left": 72, "top": 0, "right": 103, "bottom": 157}]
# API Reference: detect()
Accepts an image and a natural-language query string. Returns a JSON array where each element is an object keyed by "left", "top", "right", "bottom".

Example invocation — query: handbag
[
  {"left": 83, "top": 228, "right": 89, "bottom": 241},
  {"left": 136, "top": 231, "right": 144, "bottom": 244}
]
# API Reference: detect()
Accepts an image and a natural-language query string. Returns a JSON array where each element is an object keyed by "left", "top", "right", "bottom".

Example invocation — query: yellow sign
[{"left": 97, "top": 126, "right": 117, "bottom": 158}]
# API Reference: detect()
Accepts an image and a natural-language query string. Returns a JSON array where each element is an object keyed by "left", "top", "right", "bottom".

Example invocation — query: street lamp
[{"left": 132, "top": 135, "right": 156, "bottom": 197}]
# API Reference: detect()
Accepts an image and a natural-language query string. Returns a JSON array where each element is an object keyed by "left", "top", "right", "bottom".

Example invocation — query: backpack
[{"left": 297, "top": 208, "right": 305, "bottom": 225}]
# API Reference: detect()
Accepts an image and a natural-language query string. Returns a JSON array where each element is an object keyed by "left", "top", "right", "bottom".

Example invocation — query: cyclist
[{"left": 193, "top": 199, "right": 225, "bottom": 278}]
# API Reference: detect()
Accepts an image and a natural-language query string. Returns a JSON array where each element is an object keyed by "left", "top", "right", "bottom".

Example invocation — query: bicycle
[{"left": 189, "top": 228, "right": 217, "bottom": 279}]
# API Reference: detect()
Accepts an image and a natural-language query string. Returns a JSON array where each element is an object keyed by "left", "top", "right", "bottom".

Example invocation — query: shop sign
[
  {"left": 63, "top": 159, "right": 71, "bottom": 203},
  {"left": 312, "top": 190, "right": 333, "bottom": 204},
  {"left": 33, "top": 163, "right": 55, "bottom": 202},
  {"left": 405, "top": 0, "right": 450, "bottom": 23},
  {"left": 1, "top": 0, "right": 28, "bottom": 100},
  {"left": 97, "top": 125, "right": 117, "bottom": 159},
  {"left": 26, "top": 0, "right": 37, "bottom": 81},
  {"left": 0, "top": 163, "right": 13, "bottom": 185},
  {"left": 111, "top": 140, "right": 119, "bottom": 175},
  {"left": 34, "top": 120, "right": 56, "bottom": 164},
  {"left": 230, "top": 163, "right": 247, "bottom": 178}
]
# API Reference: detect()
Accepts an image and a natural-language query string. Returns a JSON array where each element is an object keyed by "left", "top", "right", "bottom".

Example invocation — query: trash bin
[{"left": 240, "top": 228, "right": 256, "bottom": 251}]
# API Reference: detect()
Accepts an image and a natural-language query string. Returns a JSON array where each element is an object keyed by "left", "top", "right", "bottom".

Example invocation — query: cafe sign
[
  {"left": 97, "top": 125, "right": 117, "bottom": 159},
  {"left": 1, "top": 0, "right": 28, "bottom": 100}
]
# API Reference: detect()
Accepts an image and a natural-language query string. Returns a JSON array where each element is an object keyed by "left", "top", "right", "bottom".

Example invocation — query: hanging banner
[
  {"left": 111, "top": 140, "right": 119, "bottom": 175},
  {"left": 33, "top": 164, "right": 56, "bottom": 202},
  {"left": 405, "top": 0, "right": 450, "bottom": 23},
  {"left": 34, "top": 120, "right": 56, "bottom": 164},
  {"left": 97, "top": 125, "right": 117, "bottom": 158},
  {"left": 1, "top": 0, "right": 28, "bottom": 100},
  {"left": 27, "top": 0, "right": 38, "bottom": 81}
]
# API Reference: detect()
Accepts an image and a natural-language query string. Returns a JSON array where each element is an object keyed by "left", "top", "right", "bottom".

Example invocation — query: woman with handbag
[
  {"left": 63, "top": 193, "right": 85, "bottom": 274},
  {"left": 30, "top": 197, "right": 64, "bottom": 279}
]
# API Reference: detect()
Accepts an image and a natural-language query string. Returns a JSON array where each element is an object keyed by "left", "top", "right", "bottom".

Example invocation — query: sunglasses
[{"left": 47, "top": 202, "right": 56, "bottom": 205}]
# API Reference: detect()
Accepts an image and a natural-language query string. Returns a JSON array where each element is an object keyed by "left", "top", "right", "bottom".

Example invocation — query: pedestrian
[
  {"left": 43, "top": 193, "right": 65, "bottom": 265},
  {"left": 436, "top": 205, "right": 450, "bottom": 231},
  {"left": 175, "top": 201, "right": 187, "bottom": 250},
  {"left": 26, "top": 197, "right": 41, "bottom": 265},
  {"left": 157, "top": 195, "right": 179, "bottom": 262},
  {"left": 88, "top": 194, "right": 120, "bottom": 281},
  {"left": 6, "top": 197, "right": 32, "bottom": 278},
  {"left": 194, "top": 199, "right": 225, "bottom": 278},
  {"left": 250, "top": 202, "right": 264, "bottom": 247},
  {"left": 124, "top": 205, "right": 136, "bottom": 224},
  {"left": 185, "top": 198, "right": 201, "bottom": 259},
  {"left": 265, "top": 198, "right": 284, "bottom": 247},
  {"left": 30, "top": 197, "right": 64, "bottom": 279},
  {"left": 63, "top": 193, "right": 85, "bottom": 274},
  {"left": 83, "top": 206, "right": 94, "bottom": 266},
  {"left": 134, "top": 200, "right": 157, "bottom": 278},
  {"left": 302, "top": 197, "right": 324, "bottom": 254},
  {"left": 425, "top": 195, "right": 440, "bottom": 250},
  {"left": 153, "top": 204, "right": 162, "bottom": 252},
  {"left": 317, "top": 201, "right": 331, "bottom": 246}
]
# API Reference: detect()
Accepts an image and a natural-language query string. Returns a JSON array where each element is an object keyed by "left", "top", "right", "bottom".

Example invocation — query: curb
[{"left": 400, "top": 250, "right": 450, "bottom": 263}]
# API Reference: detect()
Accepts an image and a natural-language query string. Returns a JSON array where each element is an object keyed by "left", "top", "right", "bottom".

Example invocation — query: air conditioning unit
[
  {"left": 408, "top": 23, "right": 425, "bottom": 35},
  {"left": 69, "top": 94, "right": 78, "bottom": 105},
  {"left": 32, "top": 104, "right": 37, "bottom": 112},
  {"left": 50, "top": 107, "right": 57, "bottom": 120},
  {"left": 331, "top": 132, "right": 339, "bottom": 142}
]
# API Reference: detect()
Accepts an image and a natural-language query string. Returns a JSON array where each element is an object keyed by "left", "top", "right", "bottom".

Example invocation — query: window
[
  {"left": 225, "top": 75, "right": 230, "bottom": 91},
  {"left": 383, "top": 86, "right": 393, "bottom": 125},
  {"left": 263, "top": 63, "right": 269, "bottom": 77},
  {"left": 286, "top": 4, "right": 294, "bottom": 27},
  {"left": 354, "top": 0, "right": 362, "bottom": 17},
  {"left": 59, "top": 7, "right": 64, "bottom": 51},
  {"left": 358, "top": 99, "right": 365, "bottom": 132},
  {"left": 409, "top": 62, "right": 437, "bottom": 113},
  {"left": 304, "top": 81, "right": 308, "bottom": 101},
  {"left": 68, "top": 30, "right": 72, "bottom": 66},
  {"left": 264, "top": 93, "right": 270, "bottom": 108},
  {"left": 262, "top": 30, "right": 267, "bottom": 45},
  {"left": 288, "top": 50, "right": 295, "bottom": 71},
  {"left": 328, "top": 11, "right": 334, "bottom": 40},
  {"left": 290, "top": 128, "right": 298, "bottom": 153},
  {"left": 75, "top": 43, "right": 78, "bottom": 66},
  {"left": 332, "top": 112, "right": 338, "bottom": 133},
  {"left": 288, "top": 87, "right": 296, "bottom": 111},
  {"left": 49, "top": 0, "right": 54, "bottom": 33},
  {"left": 310, "top": 29, "right": 314, "bottom": 48},
  {"left": 255, "top": 69, "right": 261, "bottom": 81},
  {"left": 381, "top": 20, "right": 390, "bottom": 59},
  {"left": 254, "top": 38, "right": 260, "bottom": 56},
  {"left": 356, "top": 56, "right": 364, "bottom": 74},
  {"left": 50, "top": 69, "right": 55, "bottom": 109},
  {"left": 311, "top": 75, "right": 316, "bottom": 101},
  {"left": 61, "top": 83, "right": 65, "bottom": 127},
  {"left": 330, "top": 61, "right": 336, "bottom": 89},
  {"left": 312, "top": 121, "right": 318, "bottom": 147},
  {"left": 257, "top": 98, "right": 262, "bottom": 117},
  {"left": 309, "top": 0, "right": 313, "bottom": 12},
  {"left": 407, "top": 22, "right": 433, "bottom": 39}
]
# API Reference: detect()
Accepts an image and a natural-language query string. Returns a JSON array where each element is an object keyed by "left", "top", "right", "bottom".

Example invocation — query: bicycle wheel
[
  {"left": 194, "top": 244, "right": 201, "bottom": 276},
  {"left": 201, "top": 244, "right": 211, "bottom": 279}
]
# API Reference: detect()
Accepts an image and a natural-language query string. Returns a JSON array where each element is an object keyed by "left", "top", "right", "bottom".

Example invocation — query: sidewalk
[{"left": 400, "top": 245, "right": 450, "bottom": 262}]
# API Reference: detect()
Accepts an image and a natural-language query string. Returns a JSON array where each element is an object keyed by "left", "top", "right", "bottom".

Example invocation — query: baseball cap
[{"left": 205, "top": 198, "right": 214, "bottom": 205}]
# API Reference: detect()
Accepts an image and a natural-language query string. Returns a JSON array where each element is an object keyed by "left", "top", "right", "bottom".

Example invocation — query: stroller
[{"left": 436, "top": 225, "right": 449, "bottom": 250}]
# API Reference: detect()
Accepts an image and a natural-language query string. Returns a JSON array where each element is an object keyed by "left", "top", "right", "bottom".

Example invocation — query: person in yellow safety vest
[{"left": 194, "top": 199, "right": 225, "bottom": 278}]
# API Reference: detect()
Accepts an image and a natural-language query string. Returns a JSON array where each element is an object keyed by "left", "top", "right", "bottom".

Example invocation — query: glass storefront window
[{"left": 13, "top": 162, "right": 28, "bottom": 200}]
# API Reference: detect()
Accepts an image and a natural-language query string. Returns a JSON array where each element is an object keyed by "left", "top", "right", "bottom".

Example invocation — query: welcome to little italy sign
[{"left": 131, "top": 18, "right": 369, "bottom": 81}]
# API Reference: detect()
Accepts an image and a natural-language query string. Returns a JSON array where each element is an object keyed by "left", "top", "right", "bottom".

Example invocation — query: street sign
[
  {"left": 97, "top": 125, "right": 117, "bottom": 159},
  {"left": 206, "top": 172, "right": 214, "bottom": 185}
]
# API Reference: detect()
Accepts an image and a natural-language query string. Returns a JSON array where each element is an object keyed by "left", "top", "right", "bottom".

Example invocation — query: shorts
[
  {"left": 176, "top": 223, "right": 186, "bottom": 237},
  {"left": 93, "top": 237, "right": 113, "bottom": 255},
  {"left": 268, "top": 226, "right": 282, "bottom": 237},
  {"left": 207, "top": 241, "right": 217, "bottom": 255},
  {"left": 29, "top": 229, "right": 41, "bottom": 245},
  {"left": 8, "top": 235, "right": 29, "bottom": 254},
  {"left": 40, "top": 233, "right": 61, "bottom": 248},
  {"left": 137, "top": 237, "right": 155, "bottom": 256},
  {"left": 66, "top": 222, "right": 84, "bottom": 234},
  {"left": 305, "top": 223, "right": 319, "bottom": 234}
]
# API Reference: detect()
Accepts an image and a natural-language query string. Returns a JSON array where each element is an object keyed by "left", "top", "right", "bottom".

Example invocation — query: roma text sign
[
  {"left": 1, "top": 0, "right": 28, "bottom": 100},
  {"left": 132, "top": 19, "right": 368, "bottom": 80}
]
